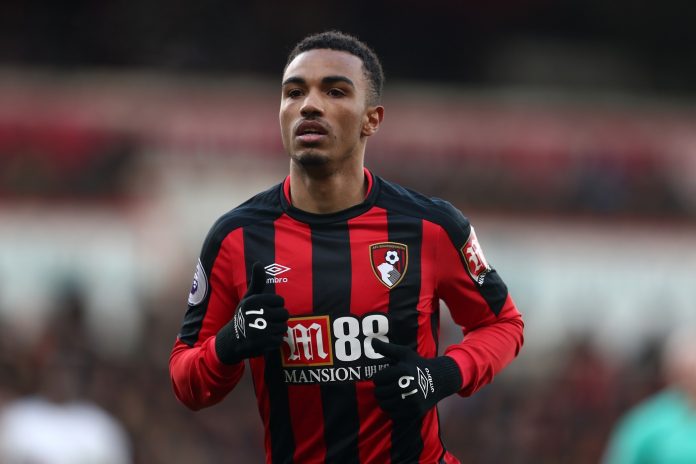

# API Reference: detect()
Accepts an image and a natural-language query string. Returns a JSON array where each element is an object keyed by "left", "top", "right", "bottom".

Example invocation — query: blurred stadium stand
[{"left": 1, "top": 2, "right": 695, "bottom": 462}]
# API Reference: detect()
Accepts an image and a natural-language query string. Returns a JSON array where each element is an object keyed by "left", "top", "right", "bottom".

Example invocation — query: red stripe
[
  {"left": 419, "top": 408, "right": 441, "bottom": 463},
  {"left": 274, "top": 214, "right": 326, "bottom": 463},
  {"left": 220, "top": 232, "right": 274, "bottom": 461},
  {"left": 283, "top": 175, "right": 292, "bottom": 203},
  {"left": 249, "top": 356, "right": 272, "bottom": 462},
  {"left": 419, "top": 220, "right": 445, "bottom": 462},
  {"left": 197, "top": 228, "right": 246, "bottom": 344},
  {"left": 418, "top": 220, "right": 439, "bottom": 358},
  {"left": 348, "top": 206, "right": 392, "bottom": 464},
  {"left": 364, "top": 167, "right": 373, "bottom": 197},
  {"left": 226, "top": 231, "right": 269, "bottom": 461}
]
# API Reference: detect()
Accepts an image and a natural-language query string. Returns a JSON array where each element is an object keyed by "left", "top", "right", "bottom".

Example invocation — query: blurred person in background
[
  {"left": 169, "top": 30, "right": 524, "bottom": 463},
  {"left": 602, "top": 325, "right": 696, "bottom": 463},
  {"left": 0, "top": 289, "right": 132, "bottom": 464}
]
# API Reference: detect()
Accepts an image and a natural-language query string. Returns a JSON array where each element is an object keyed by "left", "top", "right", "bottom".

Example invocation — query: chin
[{"left": 293, "top": 151, "right": 329, "bottom": 167}]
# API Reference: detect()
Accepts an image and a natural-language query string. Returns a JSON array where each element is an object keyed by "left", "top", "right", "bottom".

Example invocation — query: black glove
[
  {"left": 372, "top": 339, "right": 462, "bottom": 419},
  {"left": 215, "top": 262, "right": 289, "bottom": 364}
]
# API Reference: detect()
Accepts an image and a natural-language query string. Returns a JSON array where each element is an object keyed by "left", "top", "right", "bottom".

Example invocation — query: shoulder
[
  {"left": 205, "top": 183, "right": 284, "bottom": 245},
  {"left": 614, "top": 389, "right": 685, "bottom": 440},
  {"left": 376, "top": 176, "right": 471, "bottom": 244},
  {"left": 623, "top": 389, "right": 685, "bottom": 425}
]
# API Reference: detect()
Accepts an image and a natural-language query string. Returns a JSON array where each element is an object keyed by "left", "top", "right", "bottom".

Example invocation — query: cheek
[
  {"left": 336, "top": 110, "right": 365, "bottom": 138},
  {"left": 279, "top": 109, "right": 293, "bottom": 138}
]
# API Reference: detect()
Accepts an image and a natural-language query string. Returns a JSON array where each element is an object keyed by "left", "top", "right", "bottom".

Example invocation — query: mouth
[{"left": 295, "top": 120, "right": 329, "bottom": 144}]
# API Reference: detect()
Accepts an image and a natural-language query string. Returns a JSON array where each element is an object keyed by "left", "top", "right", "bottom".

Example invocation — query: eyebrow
[{"left": 281, "top": 75, "right": 355, "bottom": 88}]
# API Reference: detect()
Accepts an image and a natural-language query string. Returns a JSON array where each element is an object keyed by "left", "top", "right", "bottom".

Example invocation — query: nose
[{"left": 300, "top": 90, "right": 323, "bottom": 118}]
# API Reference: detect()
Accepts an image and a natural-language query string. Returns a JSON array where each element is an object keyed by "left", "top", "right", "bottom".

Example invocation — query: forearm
[
  {"left": 444, "top": 299, "right": 524, "bottom": 396},
  {"left": 169, "top": 337, "right": 245, "bottom": 410}
]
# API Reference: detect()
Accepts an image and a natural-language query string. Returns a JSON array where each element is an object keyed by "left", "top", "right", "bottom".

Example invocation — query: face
[
  {"left": 280, "top": 49, "right": 383, "bottom": 170},
  {"left": 671, "top": 344, "right": 696, "bottom": 399}
]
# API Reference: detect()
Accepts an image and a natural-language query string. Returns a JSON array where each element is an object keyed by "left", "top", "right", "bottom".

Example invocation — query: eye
[
  {"left": 327, "top": 88, "right": 346, "bottom": 97},
  {"left": 286, "top": 88, "right": 303, "bottom": 98}
]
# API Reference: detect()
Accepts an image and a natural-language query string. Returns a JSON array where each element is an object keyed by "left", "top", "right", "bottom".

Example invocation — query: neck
[{"left": 288, "top": 162, "right": 367, "bottom": 214}]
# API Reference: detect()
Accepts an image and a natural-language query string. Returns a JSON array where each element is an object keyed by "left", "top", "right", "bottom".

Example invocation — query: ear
[{"left": 361, "top": 105, "right": 384, "bottom": 137}]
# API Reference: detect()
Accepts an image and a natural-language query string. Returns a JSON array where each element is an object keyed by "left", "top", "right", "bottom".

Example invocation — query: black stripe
[
  {"left": 387, "top": 212, "right": 425, "bottom": 463},
  {"left": 432, "top": 308, "right": 447, "bottom": 464},
  {"left": 437, "top": 409, "right": 448, "bottom": 464},
  {"left": 244, "top": 222, "right": 295, "bottom": 464},
  {"left": 477, "top": 270, "right": 508, "bottom": 316},
  {"left": 431, "top": 308, "right": 440, "bottom": 355},
  {"left": 311, "top": 222, "right": 360, "bottom": 464}
]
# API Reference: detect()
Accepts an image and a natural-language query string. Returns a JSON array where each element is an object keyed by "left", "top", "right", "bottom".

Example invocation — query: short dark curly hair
[{"left": 285, "top": 31, "right": 384, "bottom": 105}]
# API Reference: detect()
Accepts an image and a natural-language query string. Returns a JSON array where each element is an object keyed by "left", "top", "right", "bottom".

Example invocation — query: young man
[{"left": 170, "top": 31, "right": 524, "bottom": 464}]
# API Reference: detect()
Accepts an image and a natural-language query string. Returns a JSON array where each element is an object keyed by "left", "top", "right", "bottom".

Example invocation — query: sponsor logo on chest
[
  {"left": 461, "top": 227, "right": 491, "bottom": 285},
  {"left": 280, "top": 314, "right": 391, "bottom": 384}
]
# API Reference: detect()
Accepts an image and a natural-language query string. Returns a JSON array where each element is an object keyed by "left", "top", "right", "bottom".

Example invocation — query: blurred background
[{"left": 1, "top": 1, "right": 695, "bottom": 463}]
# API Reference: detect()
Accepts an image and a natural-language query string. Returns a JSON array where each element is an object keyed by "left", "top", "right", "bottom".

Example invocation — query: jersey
[{"left": 169, "top": 169, "right": 524, "bottom": 464}]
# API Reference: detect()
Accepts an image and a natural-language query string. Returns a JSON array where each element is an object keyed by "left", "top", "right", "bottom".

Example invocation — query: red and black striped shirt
[{"left": 170, "top": 169, "right": 524, "bottom": 464}]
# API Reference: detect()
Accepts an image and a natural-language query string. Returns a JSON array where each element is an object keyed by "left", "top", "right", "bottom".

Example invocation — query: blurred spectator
[
  {"left": 0, "top": 396, "right": 131, "bottom": 464},
  {"left": 0, "top": 289, "right": 132, "bottom": 464},
  {"left": 603, "top": 326, "right": 696, "bottom": 463}
]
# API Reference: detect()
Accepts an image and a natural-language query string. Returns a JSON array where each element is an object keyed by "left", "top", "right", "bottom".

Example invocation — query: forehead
[{"left": 283, "top": 49, "right": 367, "bottom": 87}]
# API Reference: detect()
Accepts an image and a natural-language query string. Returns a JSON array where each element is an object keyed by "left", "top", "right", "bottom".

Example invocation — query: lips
[{"left": 295, "top": 120, "right": 329, "bottom": 144}]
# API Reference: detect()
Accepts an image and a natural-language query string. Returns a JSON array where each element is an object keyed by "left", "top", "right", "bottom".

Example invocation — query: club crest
[{"left": 369, "top": 242, "right": 408, "bottom": 289}]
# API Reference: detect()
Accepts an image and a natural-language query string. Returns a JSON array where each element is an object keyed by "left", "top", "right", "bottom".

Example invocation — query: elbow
[
  {"left": 175, "top": 394, "right": 203, "bottom": 411},
  {"left": 170, "top": 377, "right": 210, "bottom": 411},
  {"left": 170, "top": 374, "right": 198, "bottom": 410},
  {"left": 179, "top": 398, "right": 206, "bottom": 412},
  {"left": 509, "top": 312, "right": 525, "bottom": 357},
  {"left": 170, "top": 371, "right": 224, "bottom": 411},
  {"left": 500, "top": 297, "right": 525, "bottom": 354}
]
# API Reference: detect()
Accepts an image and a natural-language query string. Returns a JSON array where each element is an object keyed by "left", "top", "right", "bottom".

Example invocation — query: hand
[
  {"left": 215, "top": 262, "right": 289, "bottom": 364},
  {"left": 371, "top": 339, "right": 462, "bottom": 419}
]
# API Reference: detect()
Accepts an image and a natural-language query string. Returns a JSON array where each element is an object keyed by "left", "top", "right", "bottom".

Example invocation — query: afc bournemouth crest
[{"left": 369, "top": 242, "right": 408, "bottom": 289}]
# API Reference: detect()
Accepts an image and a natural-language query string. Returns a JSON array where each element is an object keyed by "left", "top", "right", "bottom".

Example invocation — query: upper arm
[
  {"left": 179, "top": 224, "right": 247, "bottom": 347},
  {"left": 431, "top": 202, "right": 510, "bottom": 327}
]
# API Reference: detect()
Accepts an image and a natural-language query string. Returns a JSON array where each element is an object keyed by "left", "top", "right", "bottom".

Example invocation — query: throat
[{"left": 288, "top": 168, "right": 368, "bottom": 214}]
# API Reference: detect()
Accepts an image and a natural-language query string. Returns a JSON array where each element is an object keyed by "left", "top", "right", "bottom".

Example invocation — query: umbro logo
[
  {"left": 417, "top": 366, "right": 434, "bottom": 399},
  {"left": 265, "top": 263, "right": 290, "bottom": 276},
  {"left": 265, "top": 263, "right": 290, "bottom": 283}
]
